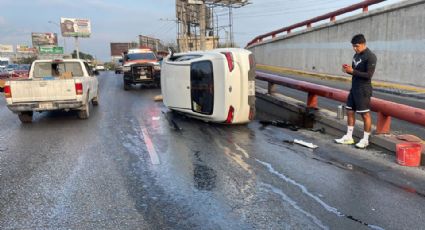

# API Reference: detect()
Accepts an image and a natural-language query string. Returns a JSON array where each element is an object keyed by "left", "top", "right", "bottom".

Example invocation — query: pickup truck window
[
  {"left": 191, "top": 61, "right": 214, "bottom": 115},
  {"left": 126, "top": 53, "right": 157, "bottom": 61},
  {"left": 84, "top": 62, "right": 94, "bottom": 76},
  {"left": 33, "top": 62, "right": 84, "bottom": 78}
]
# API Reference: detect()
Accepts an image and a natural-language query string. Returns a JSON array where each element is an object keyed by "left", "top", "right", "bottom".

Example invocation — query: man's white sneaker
[
  {"left": 334, "top": 135, "right": 355, "bottom": 145},
  {"left": 355, "top": 139, "right": 369, "bottom": 149}
]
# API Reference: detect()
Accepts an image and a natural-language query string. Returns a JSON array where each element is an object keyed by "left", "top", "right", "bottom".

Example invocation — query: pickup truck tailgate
[{"left": 9, "top": 79, "right": 77, "bottom": 103}]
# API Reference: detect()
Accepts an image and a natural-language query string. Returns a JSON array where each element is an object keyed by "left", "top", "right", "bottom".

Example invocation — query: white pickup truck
[{"left": 4, "top": 59, "right": 99, "bottom": 123}]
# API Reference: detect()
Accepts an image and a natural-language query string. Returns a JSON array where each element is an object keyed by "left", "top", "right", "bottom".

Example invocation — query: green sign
[{"left": 39, "top": 46, "right": 64, "bottom": 54}]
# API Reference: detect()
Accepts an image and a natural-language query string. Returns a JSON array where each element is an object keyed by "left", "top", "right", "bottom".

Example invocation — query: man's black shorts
[{"left": 346, "top": 89, "right": 372, "bottom": 113}]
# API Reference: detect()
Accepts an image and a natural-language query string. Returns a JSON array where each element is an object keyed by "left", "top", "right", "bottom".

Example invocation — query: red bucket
[{"left": 396, "top": 142, "right": 422, "bottom": 167}]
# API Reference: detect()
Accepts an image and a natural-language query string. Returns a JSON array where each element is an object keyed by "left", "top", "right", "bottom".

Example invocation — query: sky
[{"left": 0, "top": 0, "right": 404, "bottom": 61}]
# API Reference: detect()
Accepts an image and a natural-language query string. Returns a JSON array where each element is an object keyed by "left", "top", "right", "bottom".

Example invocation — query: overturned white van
[{"left": 161, "top": 48, "right": 256, "bottom": 124}]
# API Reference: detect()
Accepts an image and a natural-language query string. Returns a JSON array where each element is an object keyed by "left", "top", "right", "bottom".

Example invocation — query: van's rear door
[{"left": 161, "top": 62, "right": 192, "bottom": 110}]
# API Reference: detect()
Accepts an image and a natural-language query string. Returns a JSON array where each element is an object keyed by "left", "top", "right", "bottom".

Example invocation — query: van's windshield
[{"left": 33, "top": 62, "right": 83, "bottom": 78}]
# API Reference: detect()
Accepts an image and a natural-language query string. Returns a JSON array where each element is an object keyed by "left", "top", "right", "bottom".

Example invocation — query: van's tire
[
  {"left": 18, "top": 112, "right": 33, "bottom": 123},
  {"left": 124, "top": 80, "right": 131, "bottom": 91},
  {"left": 78, "top": 101, "right": 90, "bottom": 119},
  {"left": 92, "top": 90, "right": 99, "bottom": 106}
]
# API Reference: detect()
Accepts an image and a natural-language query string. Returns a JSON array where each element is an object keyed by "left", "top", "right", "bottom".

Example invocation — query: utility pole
[
  {"left": 48, "top": 20, "right": 67, "bottom": 54},
  {"left": 75, "top": 37, "right": 80, "bottom": 59},
  {"left": 229, "top": 5, "right": 234, "bottom": 47},
  {"left": 200, "top": 2, "right": 206, "bottom": 50}
]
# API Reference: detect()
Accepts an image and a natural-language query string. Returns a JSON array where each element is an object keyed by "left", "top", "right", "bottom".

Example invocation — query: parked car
[
  {"left": 161, "top": 48, "right": 256, "bottom": 124},
  {"left": 0, "top": 68, "right": 10, "bottom": 79},
  {"left": 11, "top": 64, "right": 30, "bottom": 79},
  {"left": 4, "top": 59, "right": 99, "bottom": 123},
  {"left": 95, "top": 65, "right": 105, "bottom": 71},
  {"left": 5, "top": 64, "right": 19, "bottom": 74}
]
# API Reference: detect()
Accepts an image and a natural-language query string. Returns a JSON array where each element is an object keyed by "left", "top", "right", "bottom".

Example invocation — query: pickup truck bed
[{"left": 4, "top": 59, "right": 99, "bottom": 123}]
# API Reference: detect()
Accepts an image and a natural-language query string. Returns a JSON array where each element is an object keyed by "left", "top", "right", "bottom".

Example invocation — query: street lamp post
[{"left": 48, "top": 20, "right": 66, "bottom": 55}]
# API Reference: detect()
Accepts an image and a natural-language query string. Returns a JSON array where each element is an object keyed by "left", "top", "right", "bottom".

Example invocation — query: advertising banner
[
  {"left": 110, "top": 43, "right": 135, "bottom": 56},
  {"left": 17, "top": 45, "right": 36, "bottom": 53},
  {"left": 39, "top": 46, "right": 64, "bottom": 54},
  {"left": 60, "top": 18, "right": 91, "bottom": 37},
  {"left": 0, "top": 44, "right": 14, "bottom": 53},
  {"left": 32, "top": 32, "right": 58, "bottom": 47}
]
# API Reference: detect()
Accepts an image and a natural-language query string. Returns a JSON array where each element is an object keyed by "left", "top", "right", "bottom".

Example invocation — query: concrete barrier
[
  {"left": 249, "top": 0, "right": 425, "bottom": 87},
  {"left": 255, "top": 87, "right": 425, "bottom": 165}
]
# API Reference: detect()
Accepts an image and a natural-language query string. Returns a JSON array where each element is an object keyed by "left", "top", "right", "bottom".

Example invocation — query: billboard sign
[
  {"left": 32, "top": 32, "right": 58, "bottom": 47},
  {"left": 39, "top": 46, "right": 64, "bottom": 54},
  {"left": 0, "top": 44, "right": 14, "bottom": 53},
  {"left": 17, "top": 45, "right": 36, "bottom": 53},
  {"left": 60, "top": 18, "right": 91, "bottom": 37},
  {"left": 110, "top": 43, "right": 137, "bottom": 56}
]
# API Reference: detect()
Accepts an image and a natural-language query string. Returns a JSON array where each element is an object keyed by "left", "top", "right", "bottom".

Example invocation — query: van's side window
[{"left": 191, "top": 61, "right": 214, "bottom": 115}]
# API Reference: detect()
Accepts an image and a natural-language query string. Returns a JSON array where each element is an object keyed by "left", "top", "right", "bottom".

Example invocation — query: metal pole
[
  {"left": 229, "top": 6, "right": 233, "bottom": 47},
  {"left": 63, "top": 38, "right": 66, "bottom": 55},
  {"left": 75, "top": 37, "right": 80, "bottom": 59},
  {"left": 200, "top": 3, "right": 206, "bottom": 50}
]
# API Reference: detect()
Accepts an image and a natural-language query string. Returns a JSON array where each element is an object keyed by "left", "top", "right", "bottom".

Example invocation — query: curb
[{"left": 255, "top": 86, "right": 425, "bottom": 162}]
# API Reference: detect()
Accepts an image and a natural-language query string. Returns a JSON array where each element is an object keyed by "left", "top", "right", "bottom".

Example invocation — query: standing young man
[{"left": 335, "top": 34, "right": 377, "bottom": 149}]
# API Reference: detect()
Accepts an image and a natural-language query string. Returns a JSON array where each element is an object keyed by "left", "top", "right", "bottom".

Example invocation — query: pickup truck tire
[
  {"left": 124, "top": 80, "right": 131, "bottom": 91},
  {"left": 77, "top": 101, "right": 90, "bottom": 119},
  {"left": 18, "top": 112, "right": 33, "bottom": 123},
  {"left": 92, "top": 91, "right": 99, "bottom": 106}
]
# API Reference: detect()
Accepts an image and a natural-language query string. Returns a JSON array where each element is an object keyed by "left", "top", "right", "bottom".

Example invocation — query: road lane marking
[{"left": 141, "top": 128, "right": 160, "bottom": 165}]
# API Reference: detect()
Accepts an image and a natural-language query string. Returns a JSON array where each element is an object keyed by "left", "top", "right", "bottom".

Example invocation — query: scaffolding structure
[{"left": 176, "top": 0, "right": 250, "bottom": 52}]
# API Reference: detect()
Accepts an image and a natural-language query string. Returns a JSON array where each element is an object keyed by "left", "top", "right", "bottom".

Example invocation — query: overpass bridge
[
  {"left": 246, "top": 0, "right": 425, "bottom": 159},
  {"left": 247, "top": 0, "right": 425, "bottom": 87}
]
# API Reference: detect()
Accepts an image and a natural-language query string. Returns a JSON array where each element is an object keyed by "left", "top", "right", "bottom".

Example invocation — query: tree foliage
[
  {"left": 71, "top": 50, "right": 94, "bottom": 60},
  {"left": 16, "top": 56, "right": 38, "bottom": 64}
]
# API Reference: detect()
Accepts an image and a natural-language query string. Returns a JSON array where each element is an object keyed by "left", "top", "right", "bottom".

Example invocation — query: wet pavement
[{"left": 1, "top": 71, "right": 425, "bottom": 229}]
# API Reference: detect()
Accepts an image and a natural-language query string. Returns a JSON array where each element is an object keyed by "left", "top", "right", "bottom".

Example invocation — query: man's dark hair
[{"left": 351, "top": 34, "right": 366, "bottom": 44}]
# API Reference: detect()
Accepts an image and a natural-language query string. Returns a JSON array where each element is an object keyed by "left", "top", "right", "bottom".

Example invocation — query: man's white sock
[
  {"left": 363, "top": 131, "right": 370, "bottom": 140},
  {"left": 347, "top": 126, "right": 354, "bottom": 138}
]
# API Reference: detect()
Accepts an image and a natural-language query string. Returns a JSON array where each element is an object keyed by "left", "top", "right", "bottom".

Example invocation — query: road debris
[
  {"left": 294, "top": 139, "right": 318, "bottom": 149},
  {"left": 260, "top": 120, "right": 299, "bottom": 131},
  {"left": 153, "top": 95, "right": 163, "bottom": 101}
]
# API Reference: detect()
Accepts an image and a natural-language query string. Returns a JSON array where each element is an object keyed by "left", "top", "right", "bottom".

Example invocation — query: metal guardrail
[
  {"left": 246, "top": 0, "right": 385, "bottom": 47},
  {"left": 256, "top": 71, "right": 425, "bottom": 134}
]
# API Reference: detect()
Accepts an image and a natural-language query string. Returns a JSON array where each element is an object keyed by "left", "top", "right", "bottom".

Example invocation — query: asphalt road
[
  {"left": 256, "top": 71, "right": 425, "bottom": 140},
  {"left": 0, "top": 71, "right": 424, "bottom": 229}
]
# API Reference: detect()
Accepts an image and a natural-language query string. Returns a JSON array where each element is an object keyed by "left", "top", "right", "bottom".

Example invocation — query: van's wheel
[
  {"left": 92, "top": 90, "right": 99, "bottom": 106},
  {"left": 78, "top": 100, "right": 90, "bottom": 119},
  {"left": 124, "top": 80, "right": 130, "bottom": 91},
  {"left": 18, "top": 112, "right": 33, "bottom": 123}
]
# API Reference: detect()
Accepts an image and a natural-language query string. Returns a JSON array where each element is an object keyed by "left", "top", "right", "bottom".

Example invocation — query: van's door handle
[{"left": 187, "top": 86, "right": 190, "bottom": 89}]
